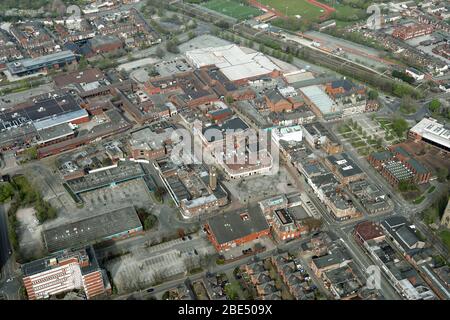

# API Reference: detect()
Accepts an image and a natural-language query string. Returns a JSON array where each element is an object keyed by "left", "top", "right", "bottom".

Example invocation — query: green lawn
[
  {"left": 202, "top": 0, "right": 263, "bottom": 20},
  {"left": 427, "top": 186, "right": 436, "bottom": 194},
  {"left": 413, "top": 195, "right": 425, "bottom": 204},
  {"left": 259, "top": 0, "right": 324, "bottom": 20},
  {"left": 439, "top": 230, "right": 450, "bottom": 251}
]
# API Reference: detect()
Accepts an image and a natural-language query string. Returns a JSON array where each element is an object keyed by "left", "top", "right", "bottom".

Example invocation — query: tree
[
  {"left": 437, "top": 167, "right": 448, "bottom": 183},
  {"left": 400, "top": 95, "right": 418, "bottom": 115},
  {"left": 428, "top": 99, "right": 441, "bottom": 113},
  {"left": 165, "top": 40, "right": 179, "bottom": 54},
  {"left": 78, "top": 56, "right": 88, "bottom": 70},
  {"left": 392, "top": 118, "right": 409, "bottom": 137},
  {"left": 225, "top": 96, "right": 234, "bottom": 105},
  {"left": 154, "top": 187, "right": 166, "bottom": 202},
  {"left": 155, "top": 47, "right": 164, "bottom": 59},
  {"left": 368, "top": 90, "right": 379, "bottom": 100},
  {"left": 102, "top": 157, "right": 113, "bottom": 167},
  {"left": 0, "top": 182, "right": 14, "bottom": 203}
]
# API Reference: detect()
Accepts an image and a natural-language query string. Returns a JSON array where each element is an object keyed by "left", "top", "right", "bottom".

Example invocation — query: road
[
  {"left": 0, "top": 204, "right": 21, "bottom": 300},
  {"left": 0, "top": 204, "right": 11, "bottom": 278},
  {"left": 281, "top": 153, "right": 401, "bottom": 299},
  {"left": 116, "top": 235, "right": 317, "bottom": 300}
]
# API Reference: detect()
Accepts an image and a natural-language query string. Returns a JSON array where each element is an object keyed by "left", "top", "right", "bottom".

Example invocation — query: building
[
  {"left": 185, "top": 45, "right": 281, "bottom": 83},
  {"left": 0, "top": 93, "right": 89, "bottom": 151},
  {"left": 299, "top": 85, "right": 342, "bottom": 120},
  {"left": 88, "top": 35, "right": 123, "bottom": 54},
  {"left": 368, "top": 146, "right": 431, "bottom": 186},
  {"left": 325, "top": 79, "right": 367, "bottom": 116},
  {"left": 154, "top": 158, "right": 228, "bottom": 219},
  {"left": 271, "top": 125, "right": 303, "bottom": 148},
  {"left": 264, "top": 88, "right": 302, "bottom": 113},
  {"left": 324, "top": 153, "right": 365, "bottom": 185},
  {"left": 270, "top": 208, "right": 303, "bottom": 241},
  {"left": 22, "top": 246, "right": 109, "bottom": 300},
  {"left": 392, "top": 24, "right": 434, "bottom": 40},
  {"left": 408, "top": 117, "right": 450, "bottom": 153},
  {"left": 65, "top": 161, "right": 146, "bottom": 194},
  {"left": 6, "top": 50, "right": 77, "bottom": 77},
  {"left": 381, "top": 217, "right": 425, "bottom": 254},
  {"left": 354, "top": 221, "right": 385, "bottom": 246},
  {"left": 302, "top": 122, "right": 343, "bottom": 154},
  {"left": 310, "top": 246, "right": 353, "bottom": 277},
  {"left": 128, "top": 124, "right": 178, "bottom": 161},
  {"left": 204, "top": 208, "right": 270, "bottom": 252},
  {"left": 43, "top": 206, "right": 143, "bottom": 252},
  {"left": 36, "top": 109, "right": 132, "bottom": 158},
  {"left": 52, "top": 68, "right": 112, "bottom": 98},
  {"left": 322, "top": 262, "right": 364, "bottom": 300},
  {"left": 405, "top": 67, "right": 425, "bottom": 81}
]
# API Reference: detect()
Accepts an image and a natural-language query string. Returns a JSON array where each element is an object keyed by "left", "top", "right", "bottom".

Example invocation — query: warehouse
[
  {"left": 65, "top": 162, "right": 146, "bottom": 194},
  {"left": 409, "top": 117, "right": 450, "bottom": 153},
  {"left": 43, "top": 206, "right": 143, "bottom": 252},
  {"left": 299, "top": 86, "right": 342, "bottom": 120},
  {"left": 186, "top": 45, "right": 281, "bottom": 83},
  {"left": 0, "top": 93, "right": 89, "bottom": 150},
  {"left": 6, "top": 50, "right": 77, "bottom": 77}
]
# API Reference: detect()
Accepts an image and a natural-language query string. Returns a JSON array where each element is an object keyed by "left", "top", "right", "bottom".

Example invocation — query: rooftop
[
  {"left": 6, "top": 50, "right": 76, "bottom": 74},
  {"left": 410, "top": 117, "right": 450, "bottom": 150},
  {"left": 299, "top": 85, "right": 339, "bottom": 115},
  {"left": 207, "top": 207, "right": 269, "bottom": 245},
  {"left": 326, "top": 153, "right": 364, "bottom": 178},
  {"left": 43, "top": 206, "right": 143, "bottom": 252},
  {"left": 186, "top": 45, "right": 280, "bottom": 82}
]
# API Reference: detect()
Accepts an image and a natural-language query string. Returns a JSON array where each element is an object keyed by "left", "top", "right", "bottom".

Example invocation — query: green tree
[
  {"left": 225, "top": 96, "right": 234, "bottom": 104},
  {"left": 392, "top": 118, "right": 409, "bottom": 137},
  {"left": 368, "top": 90, "right": 379, "bottom": 100},
  {"left": 428, "top": 99, "right": 441, "bottom": 113},
  {"left": 78, "top": 56, "right": 88, "bottom": 70},
  {"left": 0, "top": 183, "right": 14, "bottom": 203}
]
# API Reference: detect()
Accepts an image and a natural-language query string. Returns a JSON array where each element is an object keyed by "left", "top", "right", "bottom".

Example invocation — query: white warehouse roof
[
  {"left": 299, "top": 85, "right": 339, "bottom": 115},
  {"left": 185, "top": 45, "right": 280, "bottom": 82},
  {"left": 410, "top": 117, "right": 450, "bottom": 149}
]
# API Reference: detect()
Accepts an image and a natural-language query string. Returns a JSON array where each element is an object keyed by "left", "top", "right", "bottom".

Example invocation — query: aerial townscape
[{"left": 0, "top": 0, "right": 450, "bottom": 305}]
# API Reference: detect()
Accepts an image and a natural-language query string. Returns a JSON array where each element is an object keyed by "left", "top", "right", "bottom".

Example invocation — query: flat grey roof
[
  {"left": 7, "top": 51, "right": 76, "bottom": 74},
  {"left": 207, "top": 207, "right": 269, "bottom": 245},
  {"left": 43, "top": 206, "right": 143, "bottom": 252},
  {"left": 38, "top": 123, "right": 74, "bottom": 143},
  {"left": 66, "top": 162, "right": 145, "bottom": 194}
]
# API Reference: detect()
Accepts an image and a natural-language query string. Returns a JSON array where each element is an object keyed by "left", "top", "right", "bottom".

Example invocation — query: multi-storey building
[{"left": 22, "top": 247, "right": 109, "bottom": 300}]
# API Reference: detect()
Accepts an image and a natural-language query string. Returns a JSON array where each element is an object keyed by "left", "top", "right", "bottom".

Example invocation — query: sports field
[
  {"left": 202, "top": 0, "right": 263, "bottom": 20},
  {"left": 258, "top": 0, "right": 325, "bottom": 20}
]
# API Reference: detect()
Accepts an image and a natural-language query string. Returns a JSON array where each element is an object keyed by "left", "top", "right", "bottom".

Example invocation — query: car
[
  {"left": 146, "top": 288, "right": 154, "bottom": 293},
  {"left": 187, "top": 235, "right": 192, "bottom": 240},
  {"left": 6, "top": 278, "right": 13, "bottom": 283},
  {"left": 194, "top": 249, "right": 198, "bottom": 255},
  {"left": 181, "top": 237, "right": 186, "bottom": 241}
]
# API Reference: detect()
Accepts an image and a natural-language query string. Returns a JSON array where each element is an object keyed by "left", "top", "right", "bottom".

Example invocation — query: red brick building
[
  {"left": 205, "top": 209, "right": 270, "bottom": 252},
  {"left": 354, "top": 221, "right": 385, "bottom": 246},
  {"left": 392, "top": 24, "right": 433, "bottom": 40}
]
